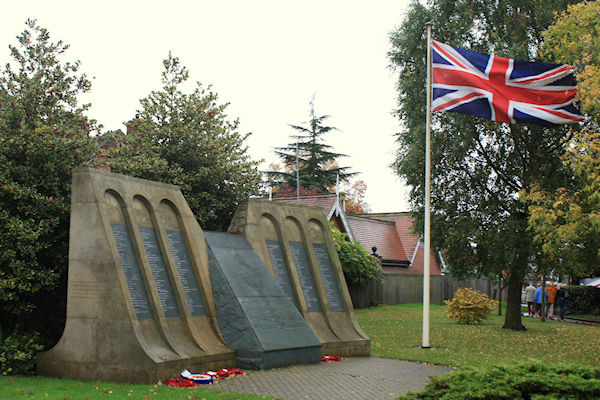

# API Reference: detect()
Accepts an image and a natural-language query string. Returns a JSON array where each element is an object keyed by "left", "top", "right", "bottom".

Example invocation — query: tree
[
  {"left": 265, "top": 99, "right": 357, "bottom": 194},
  {"left": 103, "top": 53, "right": 261, "bottom": 231},
  {"left": 342, "top": 179, "right": 371, "bottom": 214},
  {"left": 524, "top": 1, "right": 600, "bottom": 281},
  {"left": 389, "top": 0, "right": 580, "bottom": 330},
  {"left": 541, "top": 0, "right": 600, "bottom": 117},
  {"left": 0, "top": 19, "right": 97, "bottom": 371}
]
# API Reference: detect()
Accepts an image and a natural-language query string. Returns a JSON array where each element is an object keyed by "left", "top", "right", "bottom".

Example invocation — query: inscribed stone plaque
[
  {"left": 289, "top": 241, "right": 322, "bottom": 312},
  {"left": 205, "top": 232, "right": 321, "bottom": 369},
  {"left": 313, "top": 243, "right": 345, "bottom": 312},
  {"left": 166, "top": 230, "right": 207, "bottom": 316},
  {"left": 139, "top": 226, "right": 180, "bottom": 318},
  {"left": 111, "top": 224, "right": 153, "bottom": 320},
  {"left": 265, "top": 240, "right": 298, "bottom": 308}
]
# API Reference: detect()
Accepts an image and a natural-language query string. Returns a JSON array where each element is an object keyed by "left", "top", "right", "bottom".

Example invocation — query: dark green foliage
[
  {"left": 565, "top": 285, "right": 600, "bottom": 315},
  {"left": 265, "top": 99, "right": 356, "bottom": 194},
  {"left": 103, "top": 53, "right": 261, "bottom": 231},
  {"left": 399, "top": 361, "right": 600, "bottom": 400},
  {"left": 388, "top": 0, "right": 582, "bottom": 330},
  {"left": 0, "top": 19, "right": 97, "bottom": 374},
  {"left": 330, "top": 224, "right": 383, "bottom": 287},
  {"left": 0, "top": 329, "right": 43, "bottom": 375}
]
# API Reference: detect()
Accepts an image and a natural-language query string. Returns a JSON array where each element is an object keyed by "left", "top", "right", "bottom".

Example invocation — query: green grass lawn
[
  {"left": 2, "top": 303, "right": 599, "bottom": 399},
  {"left": 355, "top": 303, "right": 600, "bottom": 369},
  {"left": 0, "top": 375, "right": 274, "bottom": 400}
]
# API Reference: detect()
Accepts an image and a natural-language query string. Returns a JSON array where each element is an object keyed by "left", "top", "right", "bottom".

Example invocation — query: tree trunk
[
  {"left": 541, "top": 275, "right": 546, "bottom": 322},
  {"left": 503, "top": 271, "right": 526, "bottom": 330},
  {"left": 497, "top": 276, "right": 503, "bottom": 316}
]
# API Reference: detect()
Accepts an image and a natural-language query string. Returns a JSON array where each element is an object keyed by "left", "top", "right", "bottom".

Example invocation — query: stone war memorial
[
  {"left": 229, "top": 199, "right": 370, "bottom": 357},
  {"left": 37, "top": 167, "right": 369, "bottom": 383},
  {"left": 36, "top": 167, "right": 235, "bottom": 383}
]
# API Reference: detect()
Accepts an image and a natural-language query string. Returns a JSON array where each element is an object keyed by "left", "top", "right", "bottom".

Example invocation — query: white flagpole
[{"left": 422, "top": 22, "right": 432, "bottom": 349}]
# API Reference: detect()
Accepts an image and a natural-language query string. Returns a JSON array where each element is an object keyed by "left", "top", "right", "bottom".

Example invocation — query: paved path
[{"left": 204, "top": 357, "right": 454, "bottom": 400}]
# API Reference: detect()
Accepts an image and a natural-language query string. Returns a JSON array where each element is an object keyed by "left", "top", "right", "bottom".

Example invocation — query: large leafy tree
[
  {"left": 525, "top": 0, "right": 600, "bottom": 280},
  {"left": 0, "top": 19, "right": 97, "bottom": 367},
  {"left": 265, "top": 100, "right": 356, "bottom": 194},
  {"left": 104, "top": 53, "right": 261, "bottom": 231},
  {"left": 389, "top": 0, "right": 580, "bottom": 330}
]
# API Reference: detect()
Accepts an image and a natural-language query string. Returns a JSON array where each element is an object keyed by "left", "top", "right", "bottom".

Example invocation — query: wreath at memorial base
[
  {"left": 170, "top": 367, "right": 246, "bottom": 388},
  {"left": 166, "top": 378, "right": 197, "bottom": 387}
]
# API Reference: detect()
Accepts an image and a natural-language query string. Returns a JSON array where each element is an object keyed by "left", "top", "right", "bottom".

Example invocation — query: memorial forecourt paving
[{"left": 204, "top": 357, "right": 453, "bottom": 400}]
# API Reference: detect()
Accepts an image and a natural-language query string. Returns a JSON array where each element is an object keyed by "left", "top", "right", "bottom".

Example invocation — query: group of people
[{"left": 523, "top": 281, "right": 569, "bottom": 320}]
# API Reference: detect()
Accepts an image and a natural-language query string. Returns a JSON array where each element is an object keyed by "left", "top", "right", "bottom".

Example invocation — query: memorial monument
[
  {"left": 38, "top": 168, "right": 367, "bottom": 384},
  {"left": 37, "top": 167, "right": 234, "bottom": 383},
  {"left": 228, "top": 199, "right": 370, "bottom": 356}
]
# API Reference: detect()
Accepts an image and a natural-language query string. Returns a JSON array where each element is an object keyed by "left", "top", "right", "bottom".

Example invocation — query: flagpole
[
  {"left": 422, "top": 22, "right": 432, "bottom": 349},
  {"left": 296, "top": 142, "right": 300, "bottom": 203}
]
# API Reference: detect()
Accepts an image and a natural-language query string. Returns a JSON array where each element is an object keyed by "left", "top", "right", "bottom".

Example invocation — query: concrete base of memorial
[{"left": 37, "top": 168, "right": 235, "bottom": 384}]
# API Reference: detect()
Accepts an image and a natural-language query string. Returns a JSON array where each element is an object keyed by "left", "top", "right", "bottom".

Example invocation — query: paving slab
[{"left": 204, "top": 357, "right": 454, "bottom": 400}]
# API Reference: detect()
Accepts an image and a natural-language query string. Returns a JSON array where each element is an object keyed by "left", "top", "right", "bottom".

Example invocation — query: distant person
[
  {"left": 546, "top": 282, "right": 557, "bottom": 318},
  {"left": 534, "top": 283, "right": 546, "bottom": 317},
  {"left": 525, "top": 282, "right": 536, "bottom": 316},
  {"left": 556, "top": 283, "right": 568, "bottom": 320}
]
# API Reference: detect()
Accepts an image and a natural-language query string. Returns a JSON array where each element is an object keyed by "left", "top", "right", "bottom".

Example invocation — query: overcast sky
[{"left": 2, "top": 0, "right": 414, "bottom": 212}]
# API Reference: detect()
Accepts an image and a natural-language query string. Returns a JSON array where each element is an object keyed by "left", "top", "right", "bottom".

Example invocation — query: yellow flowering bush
[{"left": 445, "top": 288, "right": 497, "bottom": 324}]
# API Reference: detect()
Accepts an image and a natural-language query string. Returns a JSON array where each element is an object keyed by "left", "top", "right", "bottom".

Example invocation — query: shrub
[
  {"left": 399, "top": 361, "right": 600, "bottom": 399},
  {"left": 445, "top": 288, "right": 496, "bottom": 324},
  {"left": 565, "top": 285, "right": 600, "bottom": 315},
  {"left": 330, "top": 224, "right": 383, "bottom": 287},
  {"left": 0, "top": 329, "right": 43, "bottom": 375}
]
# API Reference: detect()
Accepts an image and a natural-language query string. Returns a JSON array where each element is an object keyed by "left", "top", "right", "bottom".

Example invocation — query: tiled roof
[
  {"left": 350, "top": 212, "right": 442, "bottom": 275},
  {"left": 351, "top": 213, "right": 418, "bottom": 257},
  {"left": 346, "top": 216, "right": 408, "bottom": 261}
]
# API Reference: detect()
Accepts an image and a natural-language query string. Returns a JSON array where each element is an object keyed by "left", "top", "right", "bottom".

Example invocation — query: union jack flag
[{"left": 432, "top": 40, "right": 583, "bottom": 126}]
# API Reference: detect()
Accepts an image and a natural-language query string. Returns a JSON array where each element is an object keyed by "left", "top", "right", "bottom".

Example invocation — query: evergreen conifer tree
[{"left": 266, "top": 99, "right": 356, "bottom": 194}]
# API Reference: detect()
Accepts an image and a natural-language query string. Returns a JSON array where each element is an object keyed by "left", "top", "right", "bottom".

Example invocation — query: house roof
[
  {"left": 351, "top": 212, "right": 420, "bottom": 262},
  {"left": 349, "top": 212, "right": 443, "bottom": 274},
  {"left": 346, "top": 215, "right": 408, "bottom": 261}
]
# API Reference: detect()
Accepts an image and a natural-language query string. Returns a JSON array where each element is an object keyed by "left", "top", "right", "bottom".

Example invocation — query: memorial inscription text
[
  {"left": 312, "top": 243, "right": 345, "bottom": 312},
  {"left": 111, "top": 224, "right": 153, "bottom": 320},
  {"left": 266, "top": 240, "right": 298, "bottom": 308},
  {"left": 167, "top": 229, "right": 207, "bottom": 316},
  {"left": 289, "top": 241, "right": 322, "bottom": 312},
  {"left": 139, "top": 227, "right": 180, "bottom": 318}
]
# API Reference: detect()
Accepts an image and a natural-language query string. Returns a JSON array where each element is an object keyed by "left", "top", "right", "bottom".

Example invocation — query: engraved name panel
[
  {"left": 312, "top": 243, "right": 345, "bottom": 312},
  {"left": 289, "top": 241, "right": 322, "bottom": 312},
  {"left": 139, "top": 226, "right": 180, "bottom": 318},
  {"left": 265, "top": 240, "right": 298, "bottom": 308},
  {"left": 166, "top": 229, "right": 207, "bottom": 316},
  {"left": 111, "top": 224, "right": 153, "bottom": 320}
]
